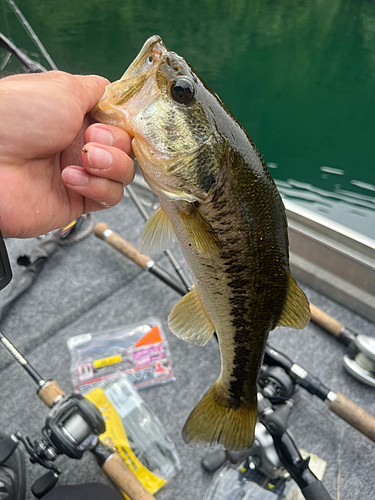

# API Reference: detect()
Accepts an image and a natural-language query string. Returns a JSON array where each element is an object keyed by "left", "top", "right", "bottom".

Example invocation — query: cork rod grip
[
  {"left": 102, "top": 453, "right": 156, "bottom": 500},
  {"left": 38, "top": 380, "right": 65, "bottom": 407},
  {"left": 309, "top": 303, "right": 343, "bottom": 337},
  {"left": 329, "top": 393, "right": 375, "bottom": 442},
  {"left": 94, "top": 223, "right": 151, "bottom": 270}
]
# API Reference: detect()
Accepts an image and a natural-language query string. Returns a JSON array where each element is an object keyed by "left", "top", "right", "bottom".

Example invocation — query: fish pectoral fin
[
  {"left": 168, "top": 285, "right": 215, "bottom": 346},
  {"left": 178, "top": 204, "right": 220, "bottom": 256},
  {"left": 276, "top": 273, "right": 311, "bottom": 329},
  {"left": 139, "top": 205, "right": 176, "bottom": 255}
]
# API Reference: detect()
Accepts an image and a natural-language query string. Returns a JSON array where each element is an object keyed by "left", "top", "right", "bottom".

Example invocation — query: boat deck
[{"left": 1, "top": 195, "right": 374, "bottom": 500}]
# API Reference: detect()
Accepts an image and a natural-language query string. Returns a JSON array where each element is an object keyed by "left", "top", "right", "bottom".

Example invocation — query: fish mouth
[
  {"left": 121, "top": 35, "right": 167, "bottom": 80},
  {"left": 97, "top": 35, "right": 168, "bottom": 112}
]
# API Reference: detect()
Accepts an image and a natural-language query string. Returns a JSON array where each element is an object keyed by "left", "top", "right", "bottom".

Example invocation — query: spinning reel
[
  {"left": 343, "top": 334, "right": 375, "bottom": 387},
  {"left": 309, "top": 304, "right": 375, "bottom": 387}
]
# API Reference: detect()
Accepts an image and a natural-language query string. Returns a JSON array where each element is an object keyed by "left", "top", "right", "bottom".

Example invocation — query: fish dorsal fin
[
  {"left": 168, "top": 285, "right": 215, "bottom": 346},
  {"left": 277, "top": 273, "right": 311, "bottom": 329},
  {"left": 178, "top": 204, "right": 220, "bottom": 256},
  {"left": 139, "top": 205, "right": 176, "bottom": 255}
]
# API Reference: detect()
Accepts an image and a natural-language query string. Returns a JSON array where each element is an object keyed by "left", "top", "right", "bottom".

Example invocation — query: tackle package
[
  {"left": 67, "top": 318, "right": 175, "bottom": 394},
  {"left": 86, "top": 375, "right": 181, "bottom": 498},
  {"left": 203, "top": 452, "right": 326, "bottom": 500}
]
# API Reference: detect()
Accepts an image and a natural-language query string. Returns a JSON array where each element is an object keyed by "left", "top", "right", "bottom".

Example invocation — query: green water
[{"left": 1, "top": 0, "right": 375, "bottom": 238}]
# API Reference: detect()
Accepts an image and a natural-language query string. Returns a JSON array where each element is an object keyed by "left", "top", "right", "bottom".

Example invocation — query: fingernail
[
  {"left": 90, "top": 126, "right": 113, "bottom": 146},
  {"left": 87, "top": 145, "right": 113, "bottom": 170},
  {"left": 62, "top": 167, "right": 88, "bottom": 186}
]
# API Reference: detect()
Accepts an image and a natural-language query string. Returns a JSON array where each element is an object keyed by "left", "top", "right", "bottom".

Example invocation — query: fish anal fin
[
  {"left": 277, "top": 273, "right": 311, "bottom": 329},
  {"left": 177, "top": 204, "right": 220, "bottom": 256},
  {"left": 168, "top": 285, "right": 215, "bottom": 346},
  {"left": 139, "top": 205, "right": 176, "bottom": 255},
  {"left": 182, "top": 383, "right": 257, "bottom": 451}
]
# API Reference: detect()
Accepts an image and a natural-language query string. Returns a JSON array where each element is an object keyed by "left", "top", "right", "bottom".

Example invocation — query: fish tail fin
[{"left": 182, "top": 383, "right": 257, "bottom": 451}]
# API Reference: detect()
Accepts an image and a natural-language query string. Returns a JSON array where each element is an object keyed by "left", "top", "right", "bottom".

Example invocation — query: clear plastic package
[
  {"left": 85, "top": 375, "right": 181, "bottom": 496},
  {"left": 67, "top": 318, "right": 175, "bottom": 394},
  {"left": 203, "top": 451, "right": 326, "bottom": 500},
  {"left": 203, "top": 463, "right": 292, "bottom": 500}
]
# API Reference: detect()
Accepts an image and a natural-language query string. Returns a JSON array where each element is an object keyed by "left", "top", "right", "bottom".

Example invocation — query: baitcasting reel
[
  {"left": 0, "top": 392, "right": 105, "bottom": 498},
  {"left": 0, "top": 332, "right": 156, "bottom": 500}
]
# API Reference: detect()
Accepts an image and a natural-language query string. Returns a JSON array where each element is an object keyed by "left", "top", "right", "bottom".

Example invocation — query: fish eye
[{"left": 170, "top": 77, "right": 195, "bottom": 105}]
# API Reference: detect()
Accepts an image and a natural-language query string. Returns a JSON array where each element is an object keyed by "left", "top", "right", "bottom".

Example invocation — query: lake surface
[{"left": 1, "top": 0, "right": 374, "bottom": 239}]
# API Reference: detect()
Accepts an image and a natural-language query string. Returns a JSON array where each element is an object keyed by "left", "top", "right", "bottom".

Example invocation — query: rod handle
[
  {"left": 37, "top": 380, "right": 65, "bottom": 407},
  {"left": 301, "top": 480, "right": 332, "bottom": 500},
  {"left": 102, "top": 452, "right": 156, "bottom": 500},
  {"left": 309, "top": 303, "right": 343, "bottom": 337},
  {"left": 94, "top": 223, "right": 151, "bottom": 270},
  {"left": 329, "top": 393, "right": 375, "bottom": 442}
]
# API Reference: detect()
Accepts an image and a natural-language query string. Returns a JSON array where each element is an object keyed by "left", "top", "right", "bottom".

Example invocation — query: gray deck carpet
[{"left": 0, "top": 195, "right": 374, "bottom": 500}]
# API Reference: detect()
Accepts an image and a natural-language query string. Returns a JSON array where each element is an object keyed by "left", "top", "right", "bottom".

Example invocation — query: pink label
[
  {"left": 77, "top": 363, "right": 94, "bottom": 382},
  {"left": 132, "top": 344, "right": 164, "bottom": 367}
]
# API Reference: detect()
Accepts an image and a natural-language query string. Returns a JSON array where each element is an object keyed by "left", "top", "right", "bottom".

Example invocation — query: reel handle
[
  {"left": 102, "top": 452, "right": 156, "bottom": 500},
  {"left": 329, "top": 393, "right": 375, "bottom": 442},
  {"left": 94, "top": 223, "right": 151, "bottom": 270}
]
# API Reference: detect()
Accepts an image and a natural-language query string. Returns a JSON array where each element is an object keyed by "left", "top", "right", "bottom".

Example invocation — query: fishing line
[{"left": 59, "top": 214, "right": 96, "bottom": 246}]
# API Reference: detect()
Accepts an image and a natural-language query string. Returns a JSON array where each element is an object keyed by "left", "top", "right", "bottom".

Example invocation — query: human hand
[{"left": 0, "top": 71, "right": 134, "bottom": 238}]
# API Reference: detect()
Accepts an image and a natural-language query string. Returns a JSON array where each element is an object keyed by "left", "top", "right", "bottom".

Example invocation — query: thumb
[{"left": 75, "top": 74, "right": 110, "bottom": 114}]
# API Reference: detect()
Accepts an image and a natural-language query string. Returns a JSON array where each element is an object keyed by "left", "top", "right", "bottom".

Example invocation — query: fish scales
[
  {"left": 92, "top": 35, "right": 311, "bottom": 450},
  {"left": 178, "top": 155, "right": 288, "bottom": 399}
]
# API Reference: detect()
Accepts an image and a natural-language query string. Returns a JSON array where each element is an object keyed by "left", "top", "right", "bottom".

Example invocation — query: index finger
[{"left": 85, "top": 123, "right": 134, "bottom": 158}]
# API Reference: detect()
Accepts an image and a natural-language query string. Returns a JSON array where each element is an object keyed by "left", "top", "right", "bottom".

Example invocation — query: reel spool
[{"left": 343, "top": 335, "right": 375, "bottom": 387}]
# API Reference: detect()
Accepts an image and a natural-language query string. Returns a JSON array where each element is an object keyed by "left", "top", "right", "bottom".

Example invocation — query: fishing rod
[
  {"left": 0, "top": 330, "right": 156, "bottom": 500},
  {"left": 310, "top": 303, "right": 375, "bottom": 387},
  {"left": 93, "top": 223, "right": 375, "bottom": 444},
  {"left": 0, "top": 33, "right": 46, "bottom": 73},
  {"left": 3, "top": 0, "right": 58, "bottom": 70},
  {"left": 94, "top": 222, "right": 187, "bottom": 296},
  {"left": 263, "top": 346, "right": 375, "bottom": 442}
]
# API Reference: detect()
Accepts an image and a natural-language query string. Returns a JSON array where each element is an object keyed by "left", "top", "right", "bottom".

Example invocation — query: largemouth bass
[{"left": 92, "top": 35, "right": 310, "bottom": 451}]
